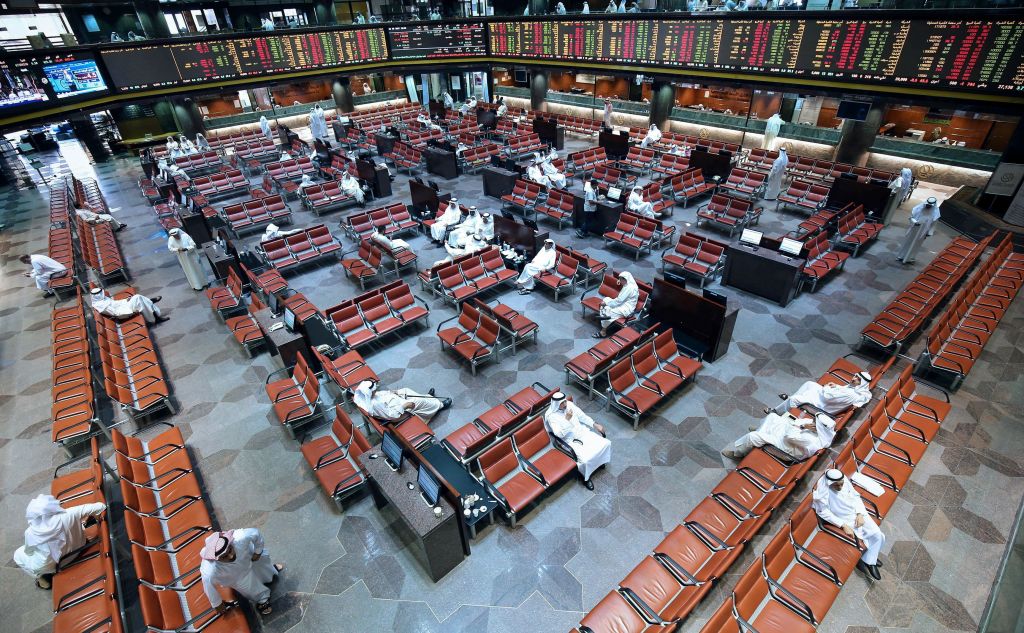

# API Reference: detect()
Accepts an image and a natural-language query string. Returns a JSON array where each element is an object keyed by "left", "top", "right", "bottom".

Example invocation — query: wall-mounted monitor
[
  {"left": 836, "top": 100, "right": 871, "bottom": 121},
  {"left": 0, "top": 57, "right": 49, "bottom": 109},
  {"left": 43, "top": 57, "right": 108, "bottom": 99},
  {"left": 388, "top": 23, "right": 487, "bottom": 60}
]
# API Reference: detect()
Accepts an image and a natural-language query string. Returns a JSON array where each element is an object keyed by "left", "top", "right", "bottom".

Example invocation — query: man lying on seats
[
  {"left": 20, "top": 253, "right": 67, "bottom": 296},
  {"left": 722, "top": 409, "right": 835, "bottom": 461},
  {"left": 813, "top": 469, "right": 886, "bottom": 580},
  {"left": 263, "top": 222, "right": 302, "bottom": 241},
  {"left": 89, "top": 286, "right": 168, "bottom": 324},
  {"left": 75, "top": 206, "right": 127, "bottom": 232},
  {"left": 772, "top": 371, "right": 872, "bottom": 416},
  {"left": 200, "top": 528, "right": 284, "bottom": 616},
  {"left": 14, "top": 494, "right": 106, "bottom": 589},
  {"left": 543, "top": 393, "right": 610, "bottom": 490},
  {"left": 516, "top": 239, "right": 557, "bottom": 295},
  {"left": 353, "top": 379, "right": 451, "bottom": 423},
  {"left": 596, "top": 271, "right": 638, "bottom": 338}
]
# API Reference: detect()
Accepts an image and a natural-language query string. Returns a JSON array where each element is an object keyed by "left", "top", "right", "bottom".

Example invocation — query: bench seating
[
  {"left": 325, "top": 281, "right": 430, "bottom": 350},
  {"left": 77, "top": 215, "right": 127, "bottom": 283},
  {"left": 565, "top": 325, "right": 657, "bottom": 400},
  {"left": 652, "top": 152, "right": 691, "bottom": 178},
  {"left": 719, "top": 167, "right": 766, "bottom": 200},
  {"left": 568, "top": 147, "right": 610, "bottom": 174},
  {"left": 301, "top": 407, "right": 371, "bottom": 506},
  {"left": 835, "top": 205, "right": 883, "bottom": 256},
  {"left": 606, "top": 329, "right": 702, "bottom": 428},
  {"left": 581, "top": 273, "right": 652, "bottom": 327},
  {"left": 437, "top": 247, "right": 518, "bottom": 305},
  {"left": 312, "top": 347, "right": 379, "bottom": 408},
  {"left": 190, "top": 169, "right": 249, "bottom": 201},
  {"left": 443, "top": 383, "right": 556, "bottom": 463},
  {"left": 437, "top": 302, "right": 501, "bottom": 375},
  {"left": 604, "top": 214, "right": 658, "bottom": 259},
  {"left": 343, "top": 202, "right": 419, "bottom": 241},
  {"left": 300, "top": 181, "right": 361, "bottom": 216},
  {"left": 617, "top": 146, "right": 657, "bottom": 175},
  {"left": 695, "top": 193, "right": 757, "bottom": 237},
  {"left": 661, "top": 232, "right": 728, "bottom": 288},
  {"left": 505, "top": 133, "right": 545, "bottom": 159},
  {"left": 777, "top": 179, "right": 830, "bottom": 214},
  {"left": 52, "top": 291, "right": 98, "bottom": 448},
  {"left": 800, "top": 232, "right": 850, "bottom": 293},
  {"left": 501, "top": 179, "right": 544, "bottom": 217},
  {"left": 173, "top": 150, "right": 223, "bottom": 176},
  {"left": 535, "top": 188, "right": 575, "bottom": 229},
  {"left": 222, "top": 194, "right": 292, "bottom": 235},
  {"left": 260, "top": 225, "right": 341, "bottom": 273},
  {"left": 264, "top": 353, "right": 323, "bottom": 437}
]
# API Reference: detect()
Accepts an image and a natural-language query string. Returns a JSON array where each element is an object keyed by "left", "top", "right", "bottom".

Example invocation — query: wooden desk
[
  {"left": 481, "top": 166, "right": 519, "bottom": 199},
  {"left": 252, "top": 308, "right": 309, "bottom": 370},
  {"left": 424, "top": 147, "right": 458, "bottom": 180},
  {"left": 650, "top": 277, "right": 738, "bottom": 362},
  {"left": 493, "top": 216, "right": 548, "bottom": 258},
  {"left": 410, "top": 180, "right": 449, "bottom": 215},
  {"left": 201, "top": 241, "right": 241, "bottom": 282},
  {"left": 722, "top": 244, "right": 804, "bottom": 307}
]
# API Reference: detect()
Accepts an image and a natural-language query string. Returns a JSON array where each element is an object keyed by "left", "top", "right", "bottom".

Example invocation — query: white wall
[{"left": 0, "top": 14, "right": 68, "bottom": 39}]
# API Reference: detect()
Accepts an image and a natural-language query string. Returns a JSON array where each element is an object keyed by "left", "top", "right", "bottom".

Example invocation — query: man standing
[
  {"left": 577, "top": 176, "right": 598, "bottom": 238},
  {"left": 167, "top": 228, "right": 206, "bottom": 290},
  {"left": 895, "top": 197, "right": 941, "bottom": 264},
  {"left": 764, "top": 147, "right": 788, "bottom": 200},
  {"left": 544, "top": 393, "right": 610, "bottom": 490},
  {"left": 516, "top": 239, "right": 557, "bottom": 295},
  {"left": 813, "top": 469, "right": 886, "bottom": 580},
  {"left": 200, "top": 529, "right": 283, "bottom": 615},
  {"left": 640, "top": 123, "right": 662, "bottom": 149},
  {"left": 353, "top": 379, "right": 451, "bottom": 423},
  {"left": 90, "top": 287, "right": 168, "bottom": 324},
  {"left": 20, "top": 254, "right": 67, "bottom": 296}
]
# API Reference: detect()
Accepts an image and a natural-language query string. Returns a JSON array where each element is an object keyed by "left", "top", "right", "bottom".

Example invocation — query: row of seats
[
  {"left": 459, "top": 142, "right": 502, "bottom": 172},
  {"left": 320, "top": 154, "right": 357, "bottom": 181},
  {"left": 626, "top": 128, "right": 741, "bottom": 156},
  {"left": 190, "top": 169, "right": 249, "bottom": 201},
  {"left": 241, "top": 261, "right": 288, "bottom": 298},
  {"left": 618, "top": 146, "right": 657, "bottom": 175},
  {"left": 604, "top": 213, "right": 660, "bottom": 259},
  {"left": 662, "top": 232, "right": 728, "bottom": 288},
  {"left": 385, "top": 141, "right": 422, "bottom": 174},
  {"left": 531, "top": 251, "right": 582, "bottom": 300},
  {"left": 535, "top": 188, "right": 575, "bottom": 229},
  {"left": 861, "top": 235, "right": 991, "bottom": 352},
  {"left": 300, "top": 181, "right": 361, "bottom": 216},
  {"left": 261, "top": 225, "right": 341, "bottom": 272},
  {"left": 651, "top": 152, "right": 690, "bottom": 178},
  {"left": 404, "top": 128, "right": 443, "bottom": 147},
  {"left": 565, "top": 325, "right": 658, "bottom": 399},
  {"left": 505, "top": 132, "right": 545, "bottom": 159},
  {"left": 173, "top": 150, "right": 222, "bottom": 175},
  {"left": 418, "top": 247, "right": 487, "bottom": 297},
  {"left": 437, "top": 247, "right": 518, "bottom": 305},
  {"left": 77, "top": 214, "right": 127, "bottom": 282},
  {"left": 112, "top": 425, "right": 252, "bottom": 633},
  {"left": 312, "top": 346, "right": 378, "bottom": 410},
  {"left": 777, "top": 178, "right": 831, "bottom": 214},
  {"left": 265, "top": 157, "right": 315, "bottom": 184},
  {"left": 800, "top": 231, "right": 851, "bottom": 293},
  {"left": 205, "top": 267, "right": 248, "bottom": 317},
  {"left": 637, "top": 183, "right": 675, "bottom": 218},
  {"left": 607, "top": 329, "right": 703, "bottom": 428},
  {"left": 919, "top": 234, "right": 1022, "bottom": 388},
  {"left": 663, "top": 168, "right": 716, "bottom": 207},
  {"left": 720, "top": 167, "right": 767, "bottom": 200},
  {"left": 94, "top": 288, "right": 173, "bottom": 421},
  {"left": 788, "top": 156, "right": 894, "bottom": 184},
  {"left": 50, "top": 180, "right": 74, "bottom": 221},
  {"left": 341, "top": 239, "right": 407, "bottom": 289},
  {"left": 300, "top": 406, "right": 373, "bottom": 506},
  {"left": 207, "top": 127, "right": 268, "bottom": 151},
  {"left": 437, "top": 302, "right": 503, "bottom": 375},
  {"left": 72, "top": 176, "right": 107, "bottom": 212},
  {"left": 695, "top": 193, "right": 759, "bottom": 237},
  {"left": 343, "top": 203, "right": 419, "bottom": 241},
  {"left": 555, "top": 244, "right": 608, "bottom": 289},
  {"left": 232, "top": 138, "right": 279, "bottom": 162},
  {"left": 526, "top": 111, "right": 602, "bottom": 136},
  {"left": 48, "top": 224, "right": 77, "bottom": 296},
  {"left": 569, "top": 146, "right": 610, "bottom": 173},
  {"left": 325, "top": 280, "right": 430, "bottom": 350},
  {"left": 835, "top": 205, "right": 884, "bottom": 256},
  {"left": 52, "top": 290, "right": 98, "bottom": 447},
  {"left": 591, "top": 162, "right": 636, "bottom": 191},
  {"left": 222, "top": 195, "right": 292, "bottom": 234},
  {"left": 265, "top": 353, "right": 324, "bottom": 437},
  {"left": 501, "top": 179, "right": 545, "bottom": 217},
  {"left": 442, "top": 382, "right": 555, "bottom": 463}
]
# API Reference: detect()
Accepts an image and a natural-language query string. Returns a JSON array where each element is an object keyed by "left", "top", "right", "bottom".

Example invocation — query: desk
[
  {"left": 420, "top": 444, "right": 498, "bottom": 539},
  {"left": 359, "top": 450, "right": 465, "bottom": 582},
  {"left": 481, "top": 166, "right": 519, "bottom": 199},
  {"left": 252, "top": 308, "right": 309, "bottom": 370},
  {"left": 722, "top": 244, "right": 803, "bottom": 307},
  {"left": 493, "top": 216, "right": 548, "bottom": 258},
  {"left": 375, "top": 134, "right": 397, "bottom": 156},
  {"left": 410, "top": 180, "right": 449, "bottom": 216},
  {"left": 357, "top": 159, "right": 392, "bottom": 199},
  {"left": 573, "top": 198, "right": 623, "bottom": 235},
  {"left": 179, "top": 210, "right": 212, "bottom": 245},
  {"left": 424, "top": 148, "right": 459, "bottom": 180},
  {"left": 201, "top": 241, "right": 240, "bottom": 283},
  {"left": 650, "top": 278, "right": 738, "bottom": 362}
]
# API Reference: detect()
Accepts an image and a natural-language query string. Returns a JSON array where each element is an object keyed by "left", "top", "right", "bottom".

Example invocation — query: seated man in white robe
[
  {"left": 89, "top": 287, "right": 167, "bottom": 324},
  {"left": 541, "top": 155, "right": 567, "bottom": 189},
  {"left": 772, "top": 371, "right": 872, "bottom": 416},
  {"left": 526, "top": 160, "right": 550, "bottom": 188},
  {"left": 353, "top": 379, "right": 450, "bottom": 423},
  {"left": 442, "top": 91, "right": 455, "bottom": 110},
  {"left": 166, "top": 137, "right": 180, "bottom": 158},
  {"left": 75, "top": 207, "right": 126, "bottom": 232},
  {"left": 14, "top": 494, "right": 106, "bottom": 589},
  {"left": 596, "top": 271, "right": 638, "bottom": 337},
  {"left": 721, "top": 410, "right": 835, "bottom": 461},
  {"left": 544, "top": 393, "right": 610, "bottom": 490},
  {"left": 479, "top": 213, "right": 495, "bottom": 241},
  {"left": 179, "top": 135, "right": 197, "bottom": 154},
  {"left": 429, "top": 198, "right": 463, "bottom": 243},
  {"left": 516, "top": 239, "right": 557, "bottom": 294},
  {"left": 813, "top": 469, "right": 886, "bottom": 580},
  {"left": 626, "top": 186, "right": 657, "bottom": 218},
  {"left": 447, "top": 206, "right": 482, "bottom": 247},
  {"left": 20, "top": 254, "right": 68, "bottom": 295},
  {"left": 496, "top": 98, "right": 508, "bottom": 118},
  {"left": 200, "top": 529, "right": 283, "bottom": 616},
  {"left": 262, "top": 223, "right": 301, "bottom": 242},
  {"left": 196, "top": 133, "right": 210, "bottom": 151},
  {"left": 640, "top": 123, "right": 662, "bottom": 148},
  {"left": 460, "top": 97, "right": 477, "bottom": 116},
  {"left": 371, "top": 226, "right": 410, "bottom": 252},
  {"left": 339, "top": 171, "right": 365, "bottom": 204}
]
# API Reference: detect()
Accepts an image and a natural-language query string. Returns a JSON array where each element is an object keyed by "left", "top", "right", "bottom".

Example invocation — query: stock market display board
[
  {"left": 488, "top": 18, "right": 1024, "bottom": 93},
  {"left": 101, "top": 28, "right": 388, "bottom": 91},
  {"left": 387, "top": 23, "right": 488, "bottom": 59}
]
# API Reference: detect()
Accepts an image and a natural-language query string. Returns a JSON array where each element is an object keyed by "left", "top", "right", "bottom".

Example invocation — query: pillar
[
  {"left": 332, "top": 76, "right": 355, "bottom": 113},
  {"left": 312, "top": 0, "right": 337, "bottom": 24},
  {"left": 68, "top": 114, "right": 110, "bottom": 163},
  {"left": 170, "top": 97, "right": 205, "bottom": 138},
  {"left": 133, "top": 1, "right": 171, "bottom": 38},
  {"left": 649, "top": 80, "right": 674, "bottom": 130},
  {"left": 528, "top": 0, "right": 547, "bottom": 14},
  {"left": 834, "top": 100, "right": 885, "bottom": 166},
  {"left": 530, "top": 70, "right": 548, "bottom": 111}
]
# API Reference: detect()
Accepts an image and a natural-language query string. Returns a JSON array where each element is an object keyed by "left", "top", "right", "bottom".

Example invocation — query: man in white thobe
[
  {"left": 262, "top": 223, "right": 301, "bottom": 242},
  {"left": 597, "top": 271, "right": 639, "bottom": 337},
  {"left": 90, "top": 287, "right": 167, "bottom": 324},
  {"left": 448, "top": 206, "right": 482, "bottom": 247},
  {"left": 166, "top": 137, "right": 180, "bottom": 158},
  {"left": 896, "top": 197, "right": 941, "bottom": 264},
  {"left": 813, "top": 469, "right": 886, "bottom": 579},
  {"left": 627, "top": 187, "right": 657, "bottom": 218},
  {"left": 167, "top": 228, "right": 206, "bottom": 290},
  {"left": 179, "top": 135, "right": 196, "bottom": 154},
  {"left": 353, "top": 379, "right": 450, "bottom": 423},
  {"left": 200, "top": 529, "right": 282, "bottom": 615},
  {"left": 516, "top": 239, "right": 557, "bottom": 294},
  {"left": 309, "top": 105, "right": 328, "bottom": 141},
  {"left": 460, "top": 96, "right": 477, "bottom": 117},
  {"left": 259, "top": 115, "right": 272, "bottom": 140},
  {"left": 526, "top": 160, "right": 550, "bottom": 188},
  {"left": 371, "top": 226, "right": 411, "bottom": 252},
  {"left": 640, "top": 123, "right": 662, "bottom": 148},
  {"left": 762, "top": 113, "right": 783, "bottom": 150},
  {"left": 339, "top": 171, "right": 365, "bottom": 204},
  {"left": 722, "top": 410, "right": 835, "bottom": 461},
  {"left": 602, "top": 99, "right": 613, "bottom": 129},
  {"left": 544, "top": 393, "right": 610, "bottom": 489},
  {"left": 773, "top": 371, "right": 872, "bottom": 416},
  {"left": 764, "top": 147, "right": 788, "bottom": 200},
  {"left": 582, "top": 1, "right": 591, "bottom": 12},
  {"left": 556, "top": 2, "right": 567, "bottom": 13},
  {"left": 497, "top": 98, "right": 508, "bottom": 118},
  {"left": 20, "top": 254, "right": 67, "bottom": 294},
  {"left": 480, "top": 213, "right": 495, "bottom": 241},
  {"left": 430, "top": 198, "right": 463, "bottom": 242},
  {"left": 541, "top": 154, "right": 567, "bottom": 189},
  {"left": 76, "top": 206, "right": 126, "bottom": 231},
  {"left": 13, "top": 494, "right": 106, "bottom": 589},
  {"left": 896, "top": 167, "right": 913, "bottom": 205},
  {"left": 196, "top": 133, "right": 210, "bottom": 151},
  {"left": 442, "top": 91, "right": 455, "bottom": 110}
]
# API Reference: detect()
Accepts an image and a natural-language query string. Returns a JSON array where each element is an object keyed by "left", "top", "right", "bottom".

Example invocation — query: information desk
[
  {"left": 650, "top": 277, "right": 738, "bottom": 362},
  {"left": 252, "top": 308, "right": 310, "bottom": 370},
  {"left": 481, "top": 165, "right": 520, "bottom": 199},
  {"left": 420, "top": 444, "right": 498, "bottom": 539},
  {"left": 493, "top": 215, "right": 549, "bottom": 258},
  {"left": 424, "top": 147, "right": 459, "bottom": 180},
  {"left": 573, "top": 197, "right": 623, "bottom": 235},
  {"left": 721, "top": 243, "right": 804, "bottom": 307}
]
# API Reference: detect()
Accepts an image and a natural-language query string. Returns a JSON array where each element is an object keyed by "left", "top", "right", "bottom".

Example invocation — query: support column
[
  {"left": 68, "top": 114, "right": 110, "bottom": 163},
  {"left": 834, "top": 100, "right": 885, "bottom": 166},
  {"left": 170, "top": 97, "right": 205, "bottom": 138},
  {"left": 530, "top": 70, "right": 548, "bottom": 111},
  {"left": 332, "top": 76, "right": 355, "bottom": 113},
  {"left": 133, "top": 1, "right": 171, "bottom": 38},
  {"left": 528, "top": 0, "right": 547, "bottom": 14},
  {"left": 649, "top": 80, "right": 674, "bottom": 130},
  {"left": 312, "top": 0, "right": 337, "bottom": 24}
]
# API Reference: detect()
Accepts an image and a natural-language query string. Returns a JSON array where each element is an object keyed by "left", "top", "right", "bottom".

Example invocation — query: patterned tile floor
[{"left": 1, "top": 135, "right": 1022, "bottom": 633}]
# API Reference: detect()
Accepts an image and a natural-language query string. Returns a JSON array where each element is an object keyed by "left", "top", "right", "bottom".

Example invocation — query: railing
[{"left": 203, "top": 90, "right": 407, "bottom": 129}]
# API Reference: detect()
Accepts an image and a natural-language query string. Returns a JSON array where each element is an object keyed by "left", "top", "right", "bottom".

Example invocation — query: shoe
[
  {"left": 575, "top": 231, "right": 586, "bottom": 239},
  {"left": 116, "top": 224, "right": 127, "bottom": 232},
  {"left": 428, "top": 388, "right": 436, "bottom": 397},
  {"left": 518, "top": 289, "right": 532, "bottom": 295},
  {"left": 869, "top": 564, "right": 881, "bottom": 580},
  {"left": 763, "top": 407, "right": 772, "bottom": 415},
  {"left": 36, "top": 576, "right": 52, "bottom": 590},
  {"left": 154, "top": 315, "right": 170, "bottom": 323},
  {"left": 583, "top": 479, "right": 595, "bottom": 490},
  {"left": 151, "top": 296, "right": 163, "bottom": 303},
  {"left": 778, "top": 393, "right": 788, "bottom": 400},
  {"left": 440, "top": 397, "right": 453, "bottom": 410},
  {"left": 591, "top": 332, "right": 605, "bottom": 339},
  {"left": 42, "top": 291, "right": 55, "bottom": 298},
  {"left": 721, "top": 449, "right": 738, "bottom": 459},
  {"left": 876, "top": 560, "right": 884, "bottom": 568}
]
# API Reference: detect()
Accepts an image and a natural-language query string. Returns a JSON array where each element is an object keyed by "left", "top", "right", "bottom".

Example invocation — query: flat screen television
[
  {"left": 43, "top": 57, "right": 108, "bottom": 99},
  {"left": 381, "top": 431, "right": 403, "bottom": 471},
  {"left": 836, "top": 100, "right": 871, "bottom": 121}
]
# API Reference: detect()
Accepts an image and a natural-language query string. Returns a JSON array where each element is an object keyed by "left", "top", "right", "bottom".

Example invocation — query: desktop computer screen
[
  {"left": 381, "top": 431, "right": 403, "bottom": 470},
  {"left": 418, "top": 465, "right": 441, "bottom": 507}
]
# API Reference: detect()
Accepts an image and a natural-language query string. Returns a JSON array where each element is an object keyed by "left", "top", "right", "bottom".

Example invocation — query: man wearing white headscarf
[
  {"left": 764, "top": 147, "right": 788, "bottom": 200},
  {"left": 196, "top": 133, "right": 210, "bottom": 151},
  {"left": 309, "top": 105, "right": 328, "bottom": 141},
  {"left": 496, "top": 97, "right": 508, "bottom": 118},
  {"left": 460, "top": 95, "right": 477, "bottom": 116},
  {"left": 371, "top": 226, "right": 411, "bottom": 252},
  {"left": 526, "top": 159, "right": 551, "bottom": 188},
  {"left": 200, "top": 528, "right": 283, "bottom": 615},
  {"left": 442, "top": 91, "right": 455, "bottom": 110},
  {"left": 627, "top": 186, "right": 657, "bottom": 218},
  {"left": 596, "top": 271, "right": 638, "bottom": 337},
  {"left": 555, "top": 1, "right": 567, "bottom": 13},
  {"left": 516, "top": 239, "right": 557, "bottom": 294},
  {"left": 353, "top": 379, "right": 450, "bottom": 422},
  {"left": 602, "top": 98, "right": 613, "bottom": 129},
  {"left": 896, "top": 197, "right": 941, "bottom": 264},
  {"left": 430, "top": 198, "right": 463, "bottom": 242},
  {"left": 20, "top": 253, "right": 67, "bottom": 295},
  {"left": 762, "top": 113, "right": 784, "bottom": 150},
  {"left": 640, "top": 123, "right": 662, "bottom": 148},
  {"left": 259, "top": 115, "right": 272, "bottom": 140},
  {"left": 773, "top": 371, "right": 872, "bottom": 416},
  {"left": 90, "top": 287, "right": 167, "bottom": 324},
  {"left": 339, "top": 171, "right": 365, "bottom": 204},
  {"left": 262, "top": 223, "right": 301, "bottom": 242},
  {"left": 896, "top": 167, "right": 913, "bottom": 205},
  {"left": 167, "top": 227, "right": 206, "bottom": 290},
  {"left": 75, "top": 206, "right": 126, "bottom": 231},
  {"left": 722, "top": 410, "right": 835, "bottom": 461},
  {"left": 479, "top": 212, "right": 495, "bottom": 241},
  {"left": 544, "top": 393, "right": 610, "bottom": 489},
  {"left": 13, "top": 494, "right": 105, "bottom": 589},
  {"left": 166, "top": 136, "right": 181, "bottom": 158},
  {"left": 582, "top": 0, "right": 591, "bottom": 12},
  {"left": 179, "top": 134, "right": 197, "bottom": 154},
  {"left": 541, "top": 152, "right": 567, "bottom": 189},
  {"left": 448, "top": 206, "right": 482, "bottom": 247},
  {"left": 813, "top": 469, "right": 886, "bottom": 579}
]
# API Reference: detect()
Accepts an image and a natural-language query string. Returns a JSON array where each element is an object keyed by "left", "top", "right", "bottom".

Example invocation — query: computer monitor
[
  {"left": 607, "top": 186, "right": 622, "bottom": 201},
  {"left": 381, "top": 431, "right": 403, "bottom": 471},
  {"left": 267, "top": 290, "right": 282, "bottom": 315},
  {"left": 739, "top": 228, "right": 763, "bottom": 246},
  {"left": 282, "top": 306, "right": 297, "bottom": 332},
  {"left": 702, "top": 289, "right": 728, "bottom": 307},
  {"left": 779, "top": 237, "right": 804, "bottom": 256},
  {"left": 418, "top": 465, "right": 441, "bottom": 507}
]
